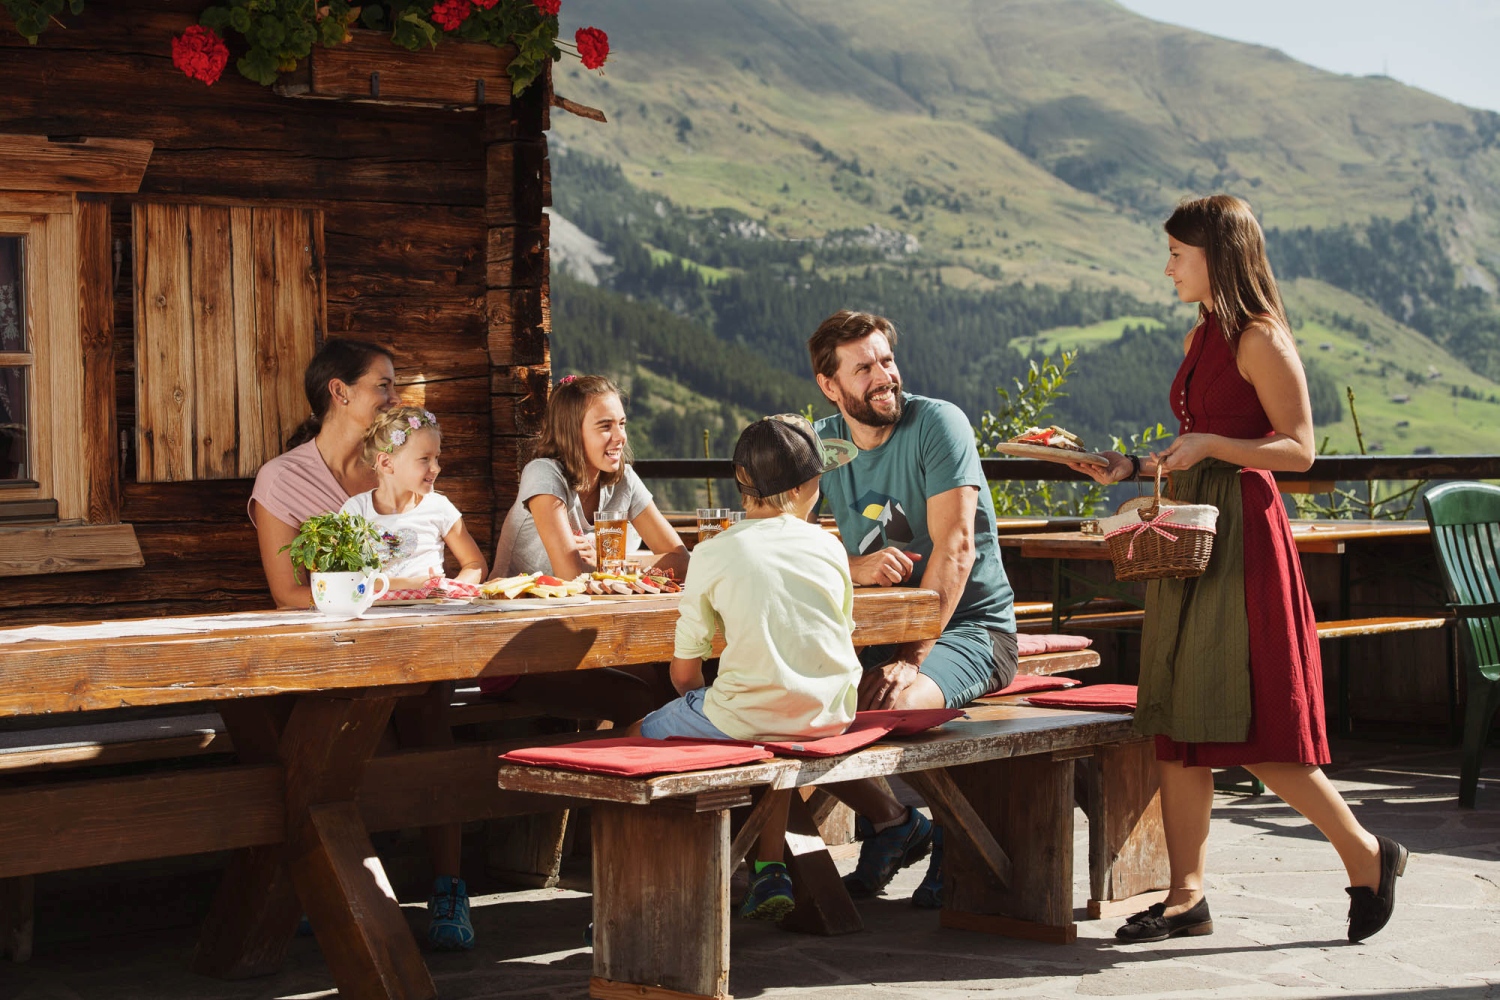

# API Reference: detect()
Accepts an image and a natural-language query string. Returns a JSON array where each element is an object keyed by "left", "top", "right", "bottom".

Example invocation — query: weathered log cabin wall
[{"left": 0, "top": 0, "right": 549, "bottom": 624}]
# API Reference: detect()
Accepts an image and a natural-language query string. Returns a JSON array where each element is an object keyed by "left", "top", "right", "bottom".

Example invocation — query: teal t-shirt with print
[{"left": 814, "top": 394, "right": 1016, "bottom": 633}]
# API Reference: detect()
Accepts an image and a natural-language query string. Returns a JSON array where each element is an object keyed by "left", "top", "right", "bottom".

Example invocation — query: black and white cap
[{"left": 733, "top": 414, "right": 858, "bottom": 498}]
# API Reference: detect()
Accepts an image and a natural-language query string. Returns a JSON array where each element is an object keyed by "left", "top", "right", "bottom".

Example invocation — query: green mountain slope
[
  {"left": 554, "top": 0, "right": 1500, "bottom": 298},
  {"left": 1032, "top": 279, "right": 1500, "bottom": 454}
]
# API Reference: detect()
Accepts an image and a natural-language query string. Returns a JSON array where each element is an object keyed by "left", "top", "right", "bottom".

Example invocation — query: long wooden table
[
  {"left": 0, "top": 590, "right": 941, "bottom": 1000},
  {"left": 998, "top": 519, "right": 1433, "bottom": 631}
]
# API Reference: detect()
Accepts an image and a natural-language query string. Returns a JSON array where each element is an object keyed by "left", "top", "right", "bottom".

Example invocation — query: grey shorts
[{"left": 859, "top": 621, "right": 1019, "bottom": 709}]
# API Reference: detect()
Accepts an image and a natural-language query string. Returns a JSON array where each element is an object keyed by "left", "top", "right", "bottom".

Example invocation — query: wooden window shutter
[{"left": 133, "top": 204, "right": 325, "bottom": 482}]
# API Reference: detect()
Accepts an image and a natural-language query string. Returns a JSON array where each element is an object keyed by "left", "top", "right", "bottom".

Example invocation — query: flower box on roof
[{"left": 274, "top": 29, "right": 518, "bottom": 110}]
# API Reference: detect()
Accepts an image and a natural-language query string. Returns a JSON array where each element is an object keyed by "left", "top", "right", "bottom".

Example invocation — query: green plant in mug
[{"left": 279, "top": 511, "right": 383, "bottom": 580}]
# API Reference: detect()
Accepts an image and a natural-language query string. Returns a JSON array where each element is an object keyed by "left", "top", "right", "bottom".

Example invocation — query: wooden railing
[{"left": 634, "top": 454, "right": 1500, "bottom": 484}]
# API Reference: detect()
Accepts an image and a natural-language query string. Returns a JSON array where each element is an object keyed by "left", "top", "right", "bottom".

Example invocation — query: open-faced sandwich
[
  {"left": 1011, "top": 425, "right": 1088, "bottom": 452},
  {"left": 478, "top": 572, "right": 589, "bottom": 600}
]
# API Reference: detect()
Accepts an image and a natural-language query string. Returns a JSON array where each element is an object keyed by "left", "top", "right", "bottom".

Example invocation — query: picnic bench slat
[
  {"left": 0, "top": 589, "right": 942, "bottom": 715},
  {"left": 1315, "top": 616, "right": 1450, "bottom": 639},
  {"left": 0, "top": 766, "right": 283, "bottom": 880},
  {"left": 495, "top": 706, "right": 1137, "bottom": 804}
]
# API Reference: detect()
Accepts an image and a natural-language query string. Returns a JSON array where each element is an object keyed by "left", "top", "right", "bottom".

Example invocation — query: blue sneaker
[
  {"left": 843, "top": 807, "right": 933, "bottom": 899},
  {"left": 739, "top": 863, "right": 796, "bottom": 921},
  {"left": 427, "top": 876, "right": 475, "bottom": 951},
  {"left": 911, "top": 826, "right": 943, "bottom": 909}
]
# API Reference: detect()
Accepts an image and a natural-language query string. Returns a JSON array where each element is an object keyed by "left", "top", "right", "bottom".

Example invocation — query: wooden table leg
[
  {"left": 940, "top": 754, "right": 1077, "bottom": 944},
  {"left": 1083, "top": 739, "right": 1170, "bottom": 919},
  {"left": 1, "top": 874, "right": 33, "bottom": 962},
  {"left": 195, "top": 692, "right": 436, "bottom": 999},
  {"left": 779, "top": 791, "right": 862, "bottom": 936},
  {"left": 591, "top": 801, "right": 732, "bottom": 1000},
  {"left": 194, "top": 697, "right": 301, "bottom": 978}
]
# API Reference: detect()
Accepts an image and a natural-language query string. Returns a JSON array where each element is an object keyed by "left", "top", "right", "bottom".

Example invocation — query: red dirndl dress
[{"left": 1155, "top": 316, "right": 1330, "bottom": 767}]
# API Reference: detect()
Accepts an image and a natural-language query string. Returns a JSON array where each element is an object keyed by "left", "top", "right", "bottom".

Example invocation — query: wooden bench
[{"left": 497, "top": 703, "right": 1155, "bottom": 1000}]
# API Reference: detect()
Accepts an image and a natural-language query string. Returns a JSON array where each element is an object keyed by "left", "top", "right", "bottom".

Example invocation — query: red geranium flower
[
  {"left": 431, "top": 0, "right": 472, "bottom": 31},
  {"left": 171, "top": 24, "right": 229, "bottom": 86},
  {"left": 532, "top": 0, "right": 561, "bottom": 14},
  {"left": 473, "top": 0, "right": 501, "bottom": 9},
  {"left": 575, "top": 26, "right": 608, "bottom": 69}
]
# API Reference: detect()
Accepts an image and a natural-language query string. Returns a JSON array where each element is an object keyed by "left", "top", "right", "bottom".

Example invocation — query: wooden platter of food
[{"left": 993, "top": 425, "right": 1110, "bottom": 467}]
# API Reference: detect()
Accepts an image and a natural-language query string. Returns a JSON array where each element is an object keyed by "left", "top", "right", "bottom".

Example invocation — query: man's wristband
[{"left": 1127, "top": 454, "right": 1142, "bottom": 481}]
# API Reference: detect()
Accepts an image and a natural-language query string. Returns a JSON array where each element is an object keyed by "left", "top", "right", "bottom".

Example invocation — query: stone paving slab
[{"left": 3, "top": 741, "right": 1497, "bottom": 1000}]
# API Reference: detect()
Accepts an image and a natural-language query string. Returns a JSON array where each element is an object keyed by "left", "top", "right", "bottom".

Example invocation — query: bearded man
[{"left": 808, "top": 309, "right": 1022, "bottom": 906}]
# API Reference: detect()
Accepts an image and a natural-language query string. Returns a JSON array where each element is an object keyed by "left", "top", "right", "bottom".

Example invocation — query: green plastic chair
[{"left": 1423, "top": 482, "right": 1500, "bottom": 808}]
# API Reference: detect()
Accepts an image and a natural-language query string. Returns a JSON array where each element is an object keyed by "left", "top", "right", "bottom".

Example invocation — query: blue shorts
[
  {"left": 859, "top": 620, "right": 1019, "bottom": 709},
  {"left": 640, "top": 687, "right": 733, "bottom": 740}
]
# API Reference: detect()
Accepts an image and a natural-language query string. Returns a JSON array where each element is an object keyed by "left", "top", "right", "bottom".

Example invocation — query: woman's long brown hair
[
  {"left": 534, "top": 375, "right": 628, "bottom": 493},
  {"left": 1164, "top": 194, "right": 1289, "bottom": 344}
]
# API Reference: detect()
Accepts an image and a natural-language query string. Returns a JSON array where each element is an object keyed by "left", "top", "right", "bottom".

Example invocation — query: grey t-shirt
[{"left": 501, "top": 458, "right": 654, "bottom": 576}]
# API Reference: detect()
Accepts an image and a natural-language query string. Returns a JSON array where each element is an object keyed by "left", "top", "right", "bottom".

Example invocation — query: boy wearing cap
[{"left": 633, "top": 414, "right": 863, "bottom": 921}]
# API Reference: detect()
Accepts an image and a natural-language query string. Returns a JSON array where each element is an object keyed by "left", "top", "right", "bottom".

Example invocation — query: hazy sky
[{"left": 1116, "top": 0, "right": 1500, "bottom": 113}]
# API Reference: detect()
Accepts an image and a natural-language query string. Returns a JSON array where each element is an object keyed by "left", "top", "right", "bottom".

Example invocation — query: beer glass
[
  {"left": 696, "top": 508, "right": 732, "bottom": 542},
  {"left": 593, "top": 509, "right": 628, "bottom": 573}
]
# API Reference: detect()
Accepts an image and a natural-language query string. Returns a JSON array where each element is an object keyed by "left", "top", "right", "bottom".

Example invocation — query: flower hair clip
[
  {"left": 558, "top": 375, "right": 578, "bottom": 387},
  {"left": 378, "top": 408, "right": 440, "bottom": 453}
]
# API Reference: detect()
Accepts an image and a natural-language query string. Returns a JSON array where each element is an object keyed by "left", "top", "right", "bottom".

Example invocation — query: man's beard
[{"left": 841, "top": 380, "right": 904, "bottom": 427}]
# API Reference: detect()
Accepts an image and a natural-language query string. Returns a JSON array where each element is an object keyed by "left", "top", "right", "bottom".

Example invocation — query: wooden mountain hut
[{"left": 0, "top": 1, "right": 558, "bottom": 624}]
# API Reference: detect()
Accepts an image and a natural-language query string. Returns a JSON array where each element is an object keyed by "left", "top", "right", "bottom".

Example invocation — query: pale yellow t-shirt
[{"left": 674, "top": 514, "right": 861, "bottom": 742}]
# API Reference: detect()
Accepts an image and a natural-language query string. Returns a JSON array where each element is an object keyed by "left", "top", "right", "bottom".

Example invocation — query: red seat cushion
[
  {"left": 851, "top": 708, "right": 964, "bottom": 736},
  {"left": 1016, "top": 633, "right": 1095, "bottom": 656},
  {"left": 988, "top": 674, "right": 1082, "bottom": 696},
  {"left": 500, "top": 737, "right": 772, "bottom": 776},
  {"left": 1024, "top": 684, "right": 1137, "bottom": 711},
  {"left": 669, "top": 726, "right": 889, "bottom": 758},
  {"left": 662, "top": 709, "right": 964, "bottom": 759}
]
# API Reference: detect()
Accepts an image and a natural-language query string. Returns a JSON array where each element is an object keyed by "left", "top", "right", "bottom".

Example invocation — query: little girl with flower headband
[{"left": 341, "top": 405, "right": 486, "bottom": 590}]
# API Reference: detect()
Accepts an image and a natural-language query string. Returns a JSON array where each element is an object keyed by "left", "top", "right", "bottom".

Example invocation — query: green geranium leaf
[{"left": 238, "top": 48, "right": 282, "bottom": 85}]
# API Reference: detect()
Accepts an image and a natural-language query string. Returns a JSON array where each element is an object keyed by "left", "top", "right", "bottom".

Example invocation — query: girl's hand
[
  {"left": 1154, "top": 433, "right": 1219, "bottom": 473},
  {"left": 1068, "top": 450, "right": 1132, "bottom": 485},
  {"left": 574, "top": 531, "right": 597, "bottom": 570}
]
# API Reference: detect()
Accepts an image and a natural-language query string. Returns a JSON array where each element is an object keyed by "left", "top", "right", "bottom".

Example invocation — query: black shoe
[
  {"left": 1347, "top": 834, "right": 1408, "bottom": 943},
  {"left": 1114, "top": 897, "right": 1213, "bottom": 943}
]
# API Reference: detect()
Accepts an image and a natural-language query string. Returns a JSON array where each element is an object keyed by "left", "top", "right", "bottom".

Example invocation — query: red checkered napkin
[{"left": 378, "top": 578, "right": 482, "bottom": 602}]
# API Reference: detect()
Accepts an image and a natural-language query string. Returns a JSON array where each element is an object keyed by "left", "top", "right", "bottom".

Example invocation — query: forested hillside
[{"left": 546, "top": 0, "right": 1500, "bottom": 460}]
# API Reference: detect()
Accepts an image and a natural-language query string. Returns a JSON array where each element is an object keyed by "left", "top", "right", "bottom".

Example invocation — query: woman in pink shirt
[{"left": 249, "top": 338, "right": 476, "bottom": 951}]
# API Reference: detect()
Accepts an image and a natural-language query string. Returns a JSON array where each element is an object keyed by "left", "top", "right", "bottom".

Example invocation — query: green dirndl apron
[{"left": 1133, "top": 459, "right": 1254, "bottom": 744}]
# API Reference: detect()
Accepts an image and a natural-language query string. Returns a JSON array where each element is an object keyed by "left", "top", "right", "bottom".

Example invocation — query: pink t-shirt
[{"left": 248, "top": 440, "right": 349, "bottom": 529}]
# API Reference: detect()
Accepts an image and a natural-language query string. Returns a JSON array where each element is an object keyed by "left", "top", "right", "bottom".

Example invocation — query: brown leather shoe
[
  {"left": 1114, "top": 896, "right": 1213, "bottom": 943},
  {"left": 1347, "top": 834, "right": 1408, "bottom": 943}
]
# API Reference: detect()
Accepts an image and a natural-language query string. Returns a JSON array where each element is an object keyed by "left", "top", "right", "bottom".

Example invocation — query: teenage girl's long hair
[
  {"left": 1164, "top": 195, "right": 1289, "bottom": 344},
  {"left": 534, "top": 375, "right": 628, "bottom": 493},
  {"left": 286, "top": 338, "right": 396, "bottom": 450}
]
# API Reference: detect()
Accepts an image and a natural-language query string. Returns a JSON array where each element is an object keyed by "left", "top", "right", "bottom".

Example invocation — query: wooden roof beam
[{"left": 0, "top": 134, "right": 153, "bottom": 193}]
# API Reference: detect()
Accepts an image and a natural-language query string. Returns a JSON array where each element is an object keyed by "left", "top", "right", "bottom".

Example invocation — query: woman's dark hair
[
  {"left": 285, "top": 338, "right": 396, "bottom": 450},
  {"left": 1164, "top": 194, "right": 1289, "bottom": 344}
]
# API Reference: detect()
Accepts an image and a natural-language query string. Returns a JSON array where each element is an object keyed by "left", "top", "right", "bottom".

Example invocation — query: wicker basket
[{"left": 1101, "top": 466, "right": 1218, "bottom": 582}]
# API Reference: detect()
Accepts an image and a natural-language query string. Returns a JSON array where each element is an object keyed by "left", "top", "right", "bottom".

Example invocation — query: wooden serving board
[{"left": 993, "top": 442, "right": 1109, "bottom": 467}]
